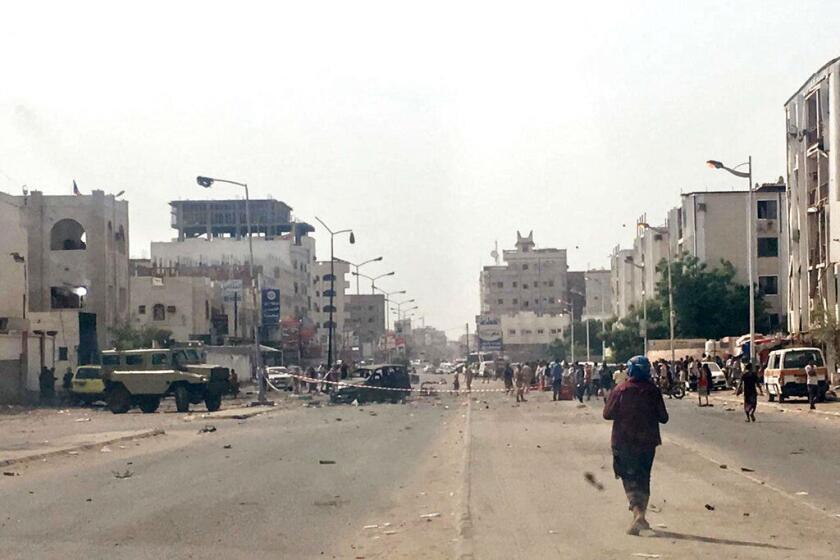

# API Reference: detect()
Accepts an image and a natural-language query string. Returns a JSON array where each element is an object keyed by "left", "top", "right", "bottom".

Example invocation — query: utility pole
[{"left": 465, "top": 322, "right": 470, "bottom": 357}]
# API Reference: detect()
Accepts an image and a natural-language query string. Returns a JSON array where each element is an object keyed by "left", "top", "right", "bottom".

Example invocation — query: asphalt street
[{"left": 3, "top": 382, "right": 840, "bottom": 559}]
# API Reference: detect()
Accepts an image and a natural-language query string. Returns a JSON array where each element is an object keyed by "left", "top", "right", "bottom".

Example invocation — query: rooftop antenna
[{"left": 490, "top": 240, "right": 499, "bottom": 265}]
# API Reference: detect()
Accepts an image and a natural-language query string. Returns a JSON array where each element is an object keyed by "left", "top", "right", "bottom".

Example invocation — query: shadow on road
[{"left": 651, "top": 529, "right": 793, "bottom": 550}]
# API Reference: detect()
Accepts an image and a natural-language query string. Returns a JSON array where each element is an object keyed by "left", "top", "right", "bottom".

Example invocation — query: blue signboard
[{"left": 261, "top": 288, "right": 281, "bottom": 326}]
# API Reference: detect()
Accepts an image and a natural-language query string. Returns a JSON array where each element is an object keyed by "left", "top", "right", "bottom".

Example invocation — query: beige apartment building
[
  {"left": 667, "top": 185, "right": 789, "bottom": 331},
  {"left": 785, "top": 57, "right": 840, "bottom": 336},
  {"left": 129, "top": 275, "right": 218, "bottom": 342},
  {"left": 480, "top": 231, "right": 569, "bottom": 317},
  {"left": 610, "top": 247, "right": 636, "bottom": 319},
  {"left": 583, "top": 269, "right": 612, "bottom": 321}
]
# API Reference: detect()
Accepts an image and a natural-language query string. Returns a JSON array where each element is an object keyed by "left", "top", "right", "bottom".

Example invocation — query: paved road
[
  {"left": 1, "top": 397, "right": 466, "bottom": 560},
  {"left": 4, "top": 383, "right": 840, "bottom": 559}
]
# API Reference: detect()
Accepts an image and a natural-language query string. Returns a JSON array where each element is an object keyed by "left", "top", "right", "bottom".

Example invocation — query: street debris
[
  {"left": 740, "top": 467, "right": 755, "bottom": 472},
  {"left": 584, "top": 472, "right": 605, "bottom": 491},
  {"left": 199, "top": 425, "right": 217, "bottom": 433},
  {"left": 795, "top": 491, "right": 809, "bottom": 496},
  {"left": 719, "top": 464, "right": 727, "bottom": 469},
  {"left": 383, "top": 530, "right": 397, "bottom": 535},
  {"left": 548, "top": 530, "right": 559, "bottom": 534},
  {"left": 631, "top": 554, "right": 661, "bottom": 559},
  {"left": 74, "top": 417, "right": 91, "bottom": 422},
  {"left": 67, "top": 451, "right": 80, "bottom": 456},
  {"left": 419, "top": 512, "right": 441, "bottom": 519},
  {"left": 363, "top": 524, "right": 378, "bottom": 530},
  {"left": 704, "top": 504, "right": 715, "bottom": 511},
  {"left": 112, "top": 469, "right": 134, "bottom": 479},
  {"left": 335, "top": 418, "right": 342, "bottom": 421},
  {"left": 100, "top": 446, "right": 112, "bottom": 453},
  {"left": 319, "top": 460, "right": 336, "bottom": 465},
  {"left": 3, "top": 471, "right": 20, "bottom": 476},
  {"left": 223, "top": 444, "right": 232, "bottom": 449}
]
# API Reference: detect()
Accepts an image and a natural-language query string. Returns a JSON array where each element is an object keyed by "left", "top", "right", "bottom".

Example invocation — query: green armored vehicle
[{"left": 100, "top": 346, "right": 231, "bottom": 414}]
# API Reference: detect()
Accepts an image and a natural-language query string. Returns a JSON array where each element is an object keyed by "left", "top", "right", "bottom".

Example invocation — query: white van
[{"left": 764, "top": 347, "right": 828, "bottom": 403}]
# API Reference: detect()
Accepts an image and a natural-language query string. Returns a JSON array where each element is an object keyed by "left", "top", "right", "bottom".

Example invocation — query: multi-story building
[
  {"left": 610, "top": 247, "right": 636, "bottom": 319},
  {"left": 345, "top": 294, "right": 386, "bottom": 358},
  {"left": 500, "top": 311, "right": 570, "bottom": 362},
  {"left": 669, "top": 185, "right": 789, "bottom": 331},
  {"left": 0, "top": 193, "right": 28, "bottom": 325},
  {"left": 129, "top": 274, "right": 219, "bottom": 342},
  {"left": 152, "top": 199, "right": 316, "bottom": 340},
  {"left": 583, "top": 269, "right": 612, "bottom": 321},
  {"left": 785, "top": 57, "right": 840, "bottom": 336},
  {"left": 311, "top": 259, "right": 350, "bottom": 357},
  {"left": 480, "top": 231, "right": 569, "bottom": 317},
  {"left": 15, "top": 189, "right": 129, "bottom": 361},
  {"left": 630, "top": 219, "right": 669, "bottom": 306}
]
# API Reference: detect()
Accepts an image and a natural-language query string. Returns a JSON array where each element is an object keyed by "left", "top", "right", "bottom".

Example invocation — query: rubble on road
[{"left": 199, "top": 425, "right": 217, "bottom": 433}]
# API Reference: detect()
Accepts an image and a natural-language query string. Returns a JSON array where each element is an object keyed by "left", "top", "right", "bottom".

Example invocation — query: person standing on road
[
  {"left": 697, "top": 363, "right": 711, "bottom": 407},
  {"left": 453, "top": 369, "right": 461, "bottom": 393},
  {"left": 465, "top": 364, "right": 474, "bottom": 392},
  {"left": 805, "top": 358, "right": 819, "bottom": 410},
  {"left": 736, "top": 363, "right": 763, "bottom": 422},
  {"left": 551, "top": 360, "right": 564, "bottom": 401},
  {"left": 503, "top": 362, "right": 514, "bottom": 394},
  {"left": 600, "top": 362, "right": 614, "bottom": 401},
  {"left": 515, "top": 362, "right": 531, "bottom": 403},
  {"left": 603, "top": 355, "right": 669, "bottom": 536},
  {"left": 574, "top": 362, "right": 585, "bottom": 403}
]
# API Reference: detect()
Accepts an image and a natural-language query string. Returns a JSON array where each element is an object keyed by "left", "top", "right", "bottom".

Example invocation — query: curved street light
[
  {"left": 348, "top": 256, "right": 383, "bottom": 294},
  {"left": 315, "top": 216, "right": 355, "bottom": 368}
]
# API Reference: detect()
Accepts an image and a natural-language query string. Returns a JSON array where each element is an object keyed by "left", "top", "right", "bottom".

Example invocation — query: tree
[
  {"left": 601, "top": 300, "right": 668, "bottom": 363},
  {"left": 654, "top": 255, "right": 767, "bottom": 340},
  {"left": 110, "top": 323, "right": 173, "bottom": 350},
  {"left": 545, "top": 318, "right": 607, "bottom": 362}
]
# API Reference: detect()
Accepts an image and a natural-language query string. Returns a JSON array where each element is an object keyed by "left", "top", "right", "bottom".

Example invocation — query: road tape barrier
[{"left": 268, "top": 371, "right": 537, "bottom": 395}]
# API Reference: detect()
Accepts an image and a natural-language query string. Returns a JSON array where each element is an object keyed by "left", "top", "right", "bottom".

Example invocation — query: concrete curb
[
  {"left": 0, "top": 428, "right": 165, "bottom": 468},
  {"left": 454, "top": 399, "right": 474, "bottom": 560},
  {"left": 187, "top": 405, "right": 278, "bottom": 421}
]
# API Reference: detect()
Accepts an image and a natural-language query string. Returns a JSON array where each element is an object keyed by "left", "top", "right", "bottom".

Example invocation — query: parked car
[
  {"left": 266, "top": 366, "right": 294, "bottom": 391},
  {"left": 70, "top": 365, "right": 105, "bottom": 404},
  {"left": 330, "top": 364, "right": 412, "bottom": 404},
  {"left": 702, "top": 362, "right": 728, "bottom": 390},
  {"left": 764, "top": 347, "right": 829, "bottom": 403}
]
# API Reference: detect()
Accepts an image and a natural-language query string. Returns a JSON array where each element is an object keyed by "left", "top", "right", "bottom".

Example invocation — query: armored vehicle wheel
[
  {"left": 778, "top": 392, "right": 785, "bottom": 403},
  {"left": 138, "top": 396, "right": 161, "bottom": 413},
  {"left": 205, "top": 392, "right": 222, "bottom": 412},
  {"left": 174, "top": 385, "right": 190, "bottom": 413},
  {"left": 107, "top": 385, "right": 131, "bottom": 414}
]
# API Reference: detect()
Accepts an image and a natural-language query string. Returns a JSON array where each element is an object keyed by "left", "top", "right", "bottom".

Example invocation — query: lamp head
[
  {"left": 706, "top": 160, "right": 723, "bottom": 169},
  {"left": 349, "top": 231, "right": 356, "bottom": 244},
  {"left": 196, "top": 176, "right": 214, "bottom": 188}
]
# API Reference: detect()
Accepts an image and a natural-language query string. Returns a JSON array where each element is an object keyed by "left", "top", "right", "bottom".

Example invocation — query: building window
[
  {"left": 512, "top": 282, "right": 518, "bottom": 288},
  {"left": 757, "top": 200, "right": 778, "bottom": 220},
  {"left": 759, "top": 275, "right": 779, "bottom": 295},
  {"left": 548, "top": 297, "right": 556, "bottom": 304},
  {"left": 50, "top": 287, "right": 83, "bottom": 309},
  {"left": 523, "top": 301, "right": 529, "bottom": 308},
  {"left": 152, "top": 304, "right": 166, "bottom": 321},
  {"left": 757, "top": 237, "right": 779, "bottom": 257},
  {"left": 497, "top": 299, "right": 504, "bottom": 304},
  {"left": 549, "top": 329, "right": 557, "bottom": 335},
  {"left": 523, "top": 284, "right": 528, "bottom": 289},
  {"left": 497, "top": 281, "right": 504, "bottom": 288},
  {"left": 115, "top": 225, "right": 126, "bottom": 254},
  {"left": 274, "top": 267, "right": 281, "bottom": 279},
  {"left": 50, "top": 219, "right": 87, "bottom": 250},
  {"left": 58, "top": 347, "right": 68, "bottom": 361},
  {"left": 508, "top": 329, "right": 516, "bottom": 335},
  {"left": 512, "top": 298, "right": 518, "bottom": 304},
  {"left": 537, "top": 329, "right": 544, "bottom": 334},
  {"left": 768, "top": 313, "right": 781, "bottom": 330},
  {"left": 522, "top": 264, "right": 529, "bottom": 270},
  {"left": 166, "top": 305, "right": 177, "bottom": 314},
  {"left": 138, "top": 305, "right": 146, "bottom": 315},
  {"left": 548, "top": 280, "right": 554, "bottom": 287}
]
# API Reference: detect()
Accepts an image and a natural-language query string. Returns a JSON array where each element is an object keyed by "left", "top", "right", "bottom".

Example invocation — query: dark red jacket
[{"left": 603, "top": 377, "right": 668, "bottom": 451}]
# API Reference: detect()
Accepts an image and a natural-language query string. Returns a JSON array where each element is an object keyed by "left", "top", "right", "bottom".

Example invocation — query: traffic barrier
[{"left": 268, "top": 371, "right": 522, "bottom": 395}]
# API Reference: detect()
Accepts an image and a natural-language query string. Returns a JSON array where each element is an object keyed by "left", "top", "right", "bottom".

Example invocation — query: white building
[
  {"left": 785, "top": 56, "right": 840, "bottom": 337},
  {"left": 610, "top": 247, "right": 636, "bottom": 319},
  {"left": 583, "top": 269, "right": 612, "bottom": 321},
  {"left": 501, "top": 311, "right": 570, "bottom": 346}
]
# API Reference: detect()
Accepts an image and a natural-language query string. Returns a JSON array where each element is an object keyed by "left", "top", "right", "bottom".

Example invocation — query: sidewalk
[{"left": 708, "top": 389, "right": 840, "bottom": 419}]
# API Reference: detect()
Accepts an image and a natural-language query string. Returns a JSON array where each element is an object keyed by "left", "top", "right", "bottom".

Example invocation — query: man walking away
[
  {"left": 599, "top": 362, "right": 614, "bottom": 401},
  {"left": 515, "top": 363, "right": 529, "bottom": 403},
  {"left": 551, "top": 360, "right": 564, "bottom": 401},
  {"left": 805, "top": 358, "right": 819, "bottom": 410},
  {"left": 503, "top": 362, "right": 514, "bottom": 394},
  {"left": 603, "top": 356, "right": 669, "bottom": 536},
  {"left": 574, "top": 362, "right": 585, "bottom": 403},
  {"left": 465, "top": 364, "right": 474, "bottom": 392},
  {"left": 736, "top": 362, "right": 762, "bottom": 422}
]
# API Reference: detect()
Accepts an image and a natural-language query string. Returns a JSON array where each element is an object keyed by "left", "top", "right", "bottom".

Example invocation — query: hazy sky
[{"left": 2, "top": 1, "right": 839, "bottom": 336}]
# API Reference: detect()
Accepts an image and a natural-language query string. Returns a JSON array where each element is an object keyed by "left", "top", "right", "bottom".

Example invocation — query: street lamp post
[
  {"left": 349, "top": 257, "right": 383, "bottom": 295},
  {"left": 352, "top": 270, "right": 395, "bottom": 295},
  {"left": 10, "top": 252, "right": 26, "bottom": 318},
  {"left": 314, "top": 216, "right": 355, "bottom": 369},
  {"left": 197, "top": 175, "right": 269, "bottom": 405},
  {"left": 625, "top": 256, "right": 648, "bottom": 356},
  {"left": 707, "top": 158, "right": 754, "bottom": 364}
]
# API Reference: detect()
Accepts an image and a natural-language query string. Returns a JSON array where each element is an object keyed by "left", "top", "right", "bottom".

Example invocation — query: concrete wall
[
  {"left": 0, "top": 332, "right": 57, "bottom": 401},
  {"left": 27, "top": 311, "right": 80, "bottom": 373},
  {"left": 500, "top": 311, "right": 570, "bottom": 345}
]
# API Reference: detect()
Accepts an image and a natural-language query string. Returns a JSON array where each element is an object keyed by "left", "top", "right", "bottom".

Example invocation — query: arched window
[
  {"left": 50, "top": 219, "right": 87, "bottom": 250},
  {"left": 152, "top": 304, "right": 166, "bottom": 321}
]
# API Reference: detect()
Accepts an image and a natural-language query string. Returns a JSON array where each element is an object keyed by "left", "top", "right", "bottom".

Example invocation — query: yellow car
[{"left": 71, "top": 365, "right": 105, "bottom": 404}]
